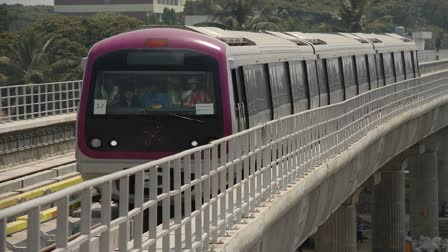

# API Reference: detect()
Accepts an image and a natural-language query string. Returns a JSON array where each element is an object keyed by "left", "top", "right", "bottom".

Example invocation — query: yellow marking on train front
[{"left": 0, "top": 175, "right": 83, "bottom": 209}]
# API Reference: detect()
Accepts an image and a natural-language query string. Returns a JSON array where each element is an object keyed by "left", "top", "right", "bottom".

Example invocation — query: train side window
[
  {"left": 355, "top": 55, "right": 369, "bottom": 94},
  {"left": 376, "top": 54, "right": 385, "bottom": 87},
  {"left": 326, "top": 57, "right": 344, "bottom": 103},
  {"left": 403, "top": 51, "right": 414, "bottom": 79},
  {"left": 367, "top": 54, "right": 378, "bottom": 89},
  {"left": 342, "top": 56, "right": 358, "bottom": 99},
  {"left": 412, "top": 51, "right": 419, "bottom": 77},
  {"left": 289, "top": 61, "right": 309, "bottom": 113},
  {"left": 382, "top": 53, "right": 395, "bottom": 85},
  {"left": 231, "top": 67, "right": 248, "bottom": 131},
  {"left": 306, "top": 60, "right": 319, "bottom": 109},
  {"left": 393, "top": 51, "right": 405, "bottom": 82},
  {"left": 242, "top": 64, "right": 273, "bottom": 127},
  {"left": 268, "top": 62, "right": 292, "bottom": 119},
  {"left": 316, "top": 59, "right": 329, "bottom": 106}
]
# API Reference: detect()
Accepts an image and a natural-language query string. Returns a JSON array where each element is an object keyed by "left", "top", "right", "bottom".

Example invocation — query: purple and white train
[{"left": 76, "top": 26, "right": 418, "bottom": 179}]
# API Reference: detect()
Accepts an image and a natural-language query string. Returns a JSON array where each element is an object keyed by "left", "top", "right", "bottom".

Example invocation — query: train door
[{"left": 232, "top": 67, "right": 248, "bottom": 131}]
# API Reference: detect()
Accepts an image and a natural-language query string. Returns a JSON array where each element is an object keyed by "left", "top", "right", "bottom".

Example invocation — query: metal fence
[
  {"left": 1, "top": 70, "right": 447, "bottom": 251},
  {"left": 420, "top": 59, "right": 448, "bottom": 75},
  {"left": 0, "top": 81, "right": 82, "bottom": 124},
  {"left": 417, "top": 50, "right": 448, "bottom": 62}
]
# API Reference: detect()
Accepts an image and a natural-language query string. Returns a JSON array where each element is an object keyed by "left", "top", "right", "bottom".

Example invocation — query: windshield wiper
[{"left": 168, "top": 113, "right": 204, "bottom": 123}]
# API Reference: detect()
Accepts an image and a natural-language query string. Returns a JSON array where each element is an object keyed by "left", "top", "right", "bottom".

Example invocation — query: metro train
[{"left": 76, "top": 26, "right": 418, "bottom": 180}]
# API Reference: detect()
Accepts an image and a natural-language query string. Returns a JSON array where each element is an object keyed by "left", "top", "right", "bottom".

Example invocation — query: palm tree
[
  {"left": 0, "top": 30, "right": 52, "bottom": 85},
  {"left": 336, "top": 0, "right": 391, "bottom": 32},
  {"left": 209, "top": 0, "right": 280, "bottom": 31}
]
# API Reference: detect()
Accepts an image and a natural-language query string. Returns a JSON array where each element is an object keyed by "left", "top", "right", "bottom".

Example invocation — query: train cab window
[
  {"left": 367, "top": 54, "right": 378, "bottom": 89},
  {"left": 355, "top": 55, "right": 369, "bottom": 94},
  {"left": 326, "top": 58, "right": 345, "bottom": 103},
  {"left": 382, "top": 53, "right": 395, "bottom": 85},
  {"left": 268, "top": 62, "right": 292, "bottom": 119},
  {"left": 342, "top": 56, "right": 358, "bottom": 99},
  {"left": 93, "top": 71, "right": 216, "bottom": 115},
  {"left": 289, "top": 61, "right": 309, "bottom": 113},
  {"left": 86, "top": 49, "right": 223, "bottom": 153},
  {"left": 404, "top": 51, "right": 414, "bottom": 79},
  {"left": 316, "top": 59, "right": 329, "bottom": 106},
  {"left": 376, "top": 54, "right": 386, "bottom": 87},
  {"left": 242, "top": 64, "right": 273, "bottom": 127},
  {"left": 306, "top": 60, "right": 320, "bottom": 109},
  {"left": 393, "top": 52, "right": 405, "bottom": 82}
]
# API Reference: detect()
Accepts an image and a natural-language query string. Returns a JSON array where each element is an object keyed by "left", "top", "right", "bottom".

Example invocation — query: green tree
[
  {"left": 335, "top": 0, "right": 391, "bottom": 32},
  {"left": 0, "top": 30, "right": 52, "bottom": 85},
  {"left": 0, "top": 32, "right": 19, "bottom": 58},
  {"left": 421, "top": 0, "right": 448, "bottom": 31},
  {"left": 84, "top": 13, "right": 143, "bottom": 47},
  {"left": 0, "top": 5, "right": 10, "bottom": 33},
  {"left": 162, "top": 8, "right": 177, "bottom": 25},
  {"left": 210, "top": 0, "right": 280, "bottom": 31},
  {"left": 5, "top": 4, "right": 53, "bottom": 32}
]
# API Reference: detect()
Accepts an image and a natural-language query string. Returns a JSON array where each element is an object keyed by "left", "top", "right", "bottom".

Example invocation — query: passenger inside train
[{"left": 93, "top": 72, "right": 216, "bottom": 115}]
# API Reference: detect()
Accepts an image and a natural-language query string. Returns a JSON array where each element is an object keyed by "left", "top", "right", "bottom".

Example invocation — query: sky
[{"left": 0, "top": 0, "right": 54, "bottom": 5}]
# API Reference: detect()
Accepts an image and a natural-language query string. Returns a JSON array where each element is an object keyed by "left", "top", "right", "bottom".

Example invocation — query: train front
[{"left": 76, "top": 28, "right": 232, "bottom": 179}]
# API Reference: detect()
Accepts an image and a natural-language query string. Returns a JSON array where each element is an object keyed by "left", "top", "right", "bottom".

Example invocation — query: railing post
[
  {"left": 133, "top": 171, "right": 144, "bottom": 250},
  {"left": 55, "top": 196, "right": 69, "bottom": 249},
  {"left": 183, "top": 155, "right": 192, "bottom": 249},
  {"left": 203, "top": 149, "right": 211, "bottom": 249},
  {"left": 80, "top": 189, "right": 92, "bottom": 252},
  {"left": 193, "top": 152, "right": 202, "bottom": 251},
  {"left": 100, "top": 181, "right": 112, "bottom": 252},
  {"left": 0, "top": 217, "right": 6, "bottom": 252},
  {"left": 210, "top": 145, "right": 219, "bottom": 242},
  {"left": 27, "top": 207, "right": 41, "bottom": 252},
  {"left": 173, "top": 158, "right": 182, "bottom": 252},
  {"left": 148, "top": 166, "right": 157, "bottom": 251},
  {"left": 219, "top": 142, "right": 227, "bottom": 235},
  {"left": 162, "top": 162, "right": 171, "bottom": 252},
  {"left": 242, "top": 133, "right": 250, "bottom": 217}
]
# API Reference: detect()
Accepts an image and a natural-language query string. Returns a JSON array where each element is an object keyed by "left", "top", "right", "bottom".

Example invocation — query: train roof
[
  {"left": 284, "top": 32, "right": 375, "bottom": 58},
  {"left": 186, "top": 26, "right": 316, "bottom": 66},
  {"left": 126, "top": 26, "right": 417, "bottom": 65},
  {"left": 350, "top": 33, "right": 416, "bottom": 52}
]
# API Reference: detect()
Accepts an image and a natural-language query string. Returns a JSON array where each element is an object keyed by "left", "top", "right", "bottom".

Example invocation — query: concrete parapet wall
[
  {"left": 216, "top": 87, "right": 448, "bottom": 252},
  {"left": 0, "top": 115, "right": 76, "bottom": 169},
  {"left": 420, "top": 59, "right": 448, "bottom": 75}
]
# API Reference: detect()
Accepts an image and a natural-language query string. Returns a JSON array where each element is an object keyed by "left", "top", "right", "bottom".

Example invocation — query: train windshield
[
  {"left": 93, "top": 71, "right": 216, "bottom": 116},
  {"left": 84, "top": 49, "right": 223, "bottom": 153}
]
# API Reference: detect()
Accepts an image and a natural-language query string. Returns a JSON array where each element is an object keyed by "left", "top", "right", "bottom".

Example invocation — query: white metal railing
[
  {"left": 420, "top": 59, "right": 448, "bottom": 75},
  {"left": 0, "top": 81, "right": 82, "bottom": 124},
  {"left": 418, "top": 49, "right": 448, "bottom": 62},
  {"left": 1, "top": 71, "right": 448, "bottom": 251}
]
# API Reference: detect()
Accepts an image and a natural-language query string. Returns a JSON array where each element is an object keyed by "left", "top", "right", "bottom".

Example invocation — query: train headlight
[
  {"left": 190, "top": 140, "right": 199, "bottom": 147},
  {"left": 110, "top": 139, "right": 118, "bottom": 147},
  {"left": 90, "top": 138, "right": 102, "bottom": 148}
]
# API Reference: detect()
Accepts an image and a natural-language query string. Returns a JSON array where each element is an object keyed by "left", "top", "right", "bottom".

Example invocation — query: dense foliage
[
  {"left": 0, "top": 7, "right": 143, "bottom": 86},
  {"left": 0, "top": 0, "right": 447, "bottom": 86}
]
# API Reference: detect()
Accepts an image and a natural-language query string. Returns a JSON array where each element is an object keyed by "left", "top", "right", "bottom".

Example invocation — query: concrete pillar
[
  {"left": 315, "top": 200, "right": 356, "bottom": 252},
  {"left": 438, "top": 134, "right": 448, "bottom": 206},
  {"left": 409, "top": 150, "right": 439, "bottom": 238},
  {"left": 372, "top": 162, "right": 406, "bottom": 252}
]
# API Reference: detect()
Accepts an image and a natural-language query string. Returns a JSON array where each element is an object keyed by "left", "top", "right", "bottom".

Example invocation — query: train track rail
[{"left": 0, "top": 153, "right": 91, "bottom": 251}]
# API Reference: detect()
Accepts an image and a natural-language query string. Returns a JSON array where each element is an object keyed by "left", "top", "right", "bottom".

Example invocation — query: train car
[{"left": 76, "top": 27, "right": 417, "bottom": 182}]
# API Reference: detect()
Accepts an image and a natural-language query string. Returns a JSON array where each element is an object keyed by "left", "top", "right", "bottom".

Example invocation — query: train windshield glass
[{"left": 92, "top": 71, "right": 216, "bottom": 116}]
